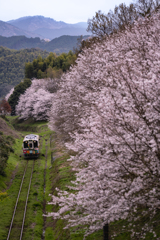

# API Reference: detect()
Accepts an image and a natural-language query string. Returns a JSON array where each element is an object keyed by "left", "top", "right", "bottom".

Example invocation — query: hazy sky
[{"left": 0, "top": 0, "right": 132, "bottom": 23}]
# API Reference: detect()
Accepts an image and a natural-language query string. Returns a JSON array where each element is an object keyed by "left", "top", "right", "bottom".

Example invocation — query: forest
[
  {"left": 2, "top": 0, "right": 160, "bottom": 239},
  {"left": 24, "top": 51, "right": 77, "bottom": 79},
  {"left": 0, "top": 47, "right": 49, "bottom": 98}
]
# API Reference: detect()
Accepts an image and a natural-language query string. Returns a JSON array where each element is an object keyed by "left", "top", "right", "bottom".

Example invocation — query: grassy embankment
[{"left": 0, "top": 116, "right": 103, "bottom": 240}]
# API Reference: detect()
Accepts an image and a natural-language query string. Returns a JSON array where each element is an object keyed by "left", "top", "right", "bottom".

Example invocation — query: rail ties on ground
[
  {"left": 20, "top": 160, "right": 35, "bottom": 240},
  {"left": 7, "top": 160, "right": 35, "bottom": 240}
]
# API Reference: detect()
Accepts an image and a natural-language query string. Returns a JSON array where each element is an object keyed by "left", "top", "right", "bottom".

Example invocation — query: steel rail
[
  {"left": 7, "top": 161, "right": 29, "bottom": 240},
  {"left": 20, "top": 160, "right": 35, "bottom": 240}
]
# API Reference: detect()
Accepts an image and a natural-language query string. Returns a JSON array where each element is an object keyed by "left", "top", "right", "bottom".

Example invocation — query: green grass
[
  {"left": 0, "top": 136, "right": 26, "bottom": 239},
  {"left": 0, "top": 137, "right": 23, "bottom": 192}
]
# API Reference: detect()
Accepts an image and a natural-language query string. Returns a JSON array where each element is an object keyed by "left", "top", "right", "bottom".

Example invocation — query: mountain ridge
[
  {"left": 7, "top": 15, "right": 68, "bottom": 32},
  {"left": 0, "top": 15, "right": 89, "bottom": 40},
  {"left": 0, "top": 20, "right": 43, "bottom": 38},
  {"left": 0, "top": 35, "right": 90, "bottom": 53}
]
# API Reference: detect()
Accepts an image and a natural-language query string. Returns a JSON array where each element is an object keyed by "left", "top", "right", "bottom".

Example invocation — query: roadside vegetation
[{"left": 0, "top": 132, "right": 14, "bottom": 176}]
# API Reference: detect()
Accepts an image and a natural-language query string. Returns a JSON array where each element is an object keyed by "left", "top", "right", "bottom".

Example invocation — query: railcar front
[{"left": 23, "top": 134, "right": 40, "bottom": 158}]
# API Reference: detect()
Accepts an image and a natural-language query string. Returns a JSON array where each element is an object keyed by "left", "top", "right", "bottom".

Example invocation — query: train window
[
  {"left": 23, "top": 141, "right": 28, "bottom": 148},
  {"left": 34, "top": 141, "right": 38, "bottom": 148}
]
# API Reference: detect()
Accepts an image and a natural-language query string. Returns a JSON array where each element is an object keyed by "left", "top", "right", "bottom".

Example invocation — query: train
[{"left": 22, "top": 134, "right": 40, "bottom": 158}]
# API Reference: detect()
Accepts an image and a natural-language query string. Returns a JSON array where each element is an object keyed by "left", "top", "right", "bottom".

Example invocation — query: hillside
[
  {"left": 45, "top": 35, "right": 89, "bottom": 53},
  {"left": 0, "top": 16, "right": 89, "bottom": 40},
  {"left": 0, "top": 117, "right": 18, "bottom": 138},
  {"left": 0, "top": 35, "right": 89, "bottom": 53},
  {"left": 0, "top": 47, "right": 49, "bottom": 99},
  {"left": 0, "top": 35, "right": 43, "bottom": 50}
]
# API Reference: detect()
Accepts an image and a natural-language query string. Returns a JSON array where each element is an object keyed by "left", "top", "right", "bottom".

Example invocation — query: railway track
[{"left": 7, "top": 159, "right": 35, "bottom": 240}]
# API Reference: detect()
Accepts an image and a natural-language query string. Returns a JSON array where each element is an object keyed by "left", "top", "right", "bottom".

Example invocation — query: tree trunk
[{"left": 103, "top": 223, "right": 109, "bottom": 240}]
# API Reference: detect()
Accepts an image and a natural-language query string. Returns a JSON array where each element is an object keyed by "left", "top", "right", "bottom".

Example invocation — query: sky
[{"left": 0, "top": 0, "right": 132, "bottom": 23}]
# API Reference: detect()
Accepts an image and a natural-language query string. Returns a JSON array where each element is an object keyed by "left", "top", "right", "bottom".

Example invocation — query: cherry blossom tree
[
  {"left": 16, "top": 79, "right": 55, "bottom": 121},
  {"left": 48, "top": 10, "right": 160, "bottom": 239}
]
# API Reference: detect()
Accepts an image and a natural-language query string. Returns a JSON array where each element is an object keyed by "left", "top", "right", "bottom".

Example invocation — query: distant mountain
[
  {"left": 72, "top": 22, "right": 88, "bottom": 28},
  {"left": 34, "top": 27, "right": 89, "bottom": 40},
  {"left": 0, "top": 20, "right": 43, "bottom": 38},
  {"left": 5, "top": 16, "right": 89, "bottom": 40},
  {"left": 7, "top": 16, "right": 68, "bottom": 32},
  {"left": 0, "top": 35, "right": 90, "bottom": 53}
]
